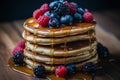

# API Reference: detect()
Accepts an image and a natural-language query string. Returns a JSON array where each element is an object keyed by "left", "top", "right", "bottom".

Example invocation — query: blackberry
[
  {"left": 34, "top": 65, "right": 46, "bottom": 78},
  {"left": 12, "top": 52, "right": 25, "bottom": 66},
  {"left": 82, "top": 62, "right": 96, "bottom": 75},
  {"left": 50, "top": 1, "right": 70, "bottom": 15},
  {"left": 97, "top": 42, "right": 109, "bottom": 58}
]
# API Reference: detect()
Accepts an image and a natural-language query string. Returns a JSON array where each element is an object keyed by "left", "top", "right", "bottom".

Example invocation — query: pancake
[
  {"left": 25, "top": 41, "right": 97, "bottom": 57},
  {"left": 24, "top": 18, "right": 96, "bottom": 37},
  {"left": 24, "top": 54, "right": 98, "bottom": 72},
  {"left": 23, "top": 30, "right": 95, "bottom": 45},
  {"left": 23, "top": 48, "right": 96, "bottom": 64}
]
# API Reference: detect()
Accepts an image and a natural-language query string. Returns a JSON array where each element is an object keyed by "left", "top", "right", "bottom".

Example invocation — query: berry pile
[
  {"left": 33, "top": 0, "right": 94, "bottom": 28},
  {"left": 12, "top": 40, "right": 26, "bottom": 66}
]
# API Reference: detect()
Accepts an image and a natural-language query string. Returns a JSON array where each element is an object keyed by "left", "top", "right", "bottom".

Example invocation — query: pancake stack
[{"left": 22, "top": 17, "right": 98, "bottom": 72}]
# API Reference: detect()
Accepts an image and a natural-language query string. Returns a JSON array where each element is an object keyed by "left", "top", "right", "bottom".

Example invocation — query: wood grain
[{"left": 0, "top": 11, "right": 120, "bottom": 80}]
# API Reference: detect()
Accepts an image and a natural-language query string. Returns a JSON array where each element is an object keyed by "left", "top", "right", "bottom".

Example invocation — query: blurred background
[{"left": 0, "top": 0, "right": 120, "bottom": 21}]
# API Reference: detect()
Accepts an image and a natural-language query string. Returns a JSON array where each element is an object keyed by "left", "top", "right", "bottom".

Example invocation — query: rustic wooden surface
[{"left": 0, "top": 10, "right": 120, "bottom": 80}]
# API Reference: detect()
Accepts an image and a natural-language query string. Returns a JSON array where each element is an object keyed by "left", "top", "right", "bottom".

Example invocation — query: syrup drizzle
[
  {"left": 33, "top": 44, "right": 37, "bottom": 68},
  {"left": 50, "top": 30, "right": 55, "bottom": 72},
  {"left": 88, "top": 29, "right": 93, "bottom": 55},
  {"left": 32, "top": 30, "right": 38, "bottom": 69},
  {"left": 63, "top": 26, "right": 72, "bottom": 64}
]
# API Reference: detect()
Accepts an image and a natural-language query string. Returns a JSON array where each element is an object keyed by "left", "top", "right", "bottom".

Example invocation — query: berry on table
[
  {"left": 60, "top": 15, "right": 73, "bottom": 25},
  {"left": 66, "top": 64, "right": 77, "bottom": 75},
  {"left": 38, "top": 16, "right": 50, "bottom": 27},
  {"left": 82, "top": 62, "right": 96, "bottom": 75},
  {"left": 74, "top": 13, "right": 82, "bottom": 22},
  {"left": 12, "top": 52, "right": 25, "bottom": 66},
  {"left": 83, "top": 11, "right": 93, "bottom": 22},
  {"left": 49, "top": 18, "right": 60, "bottom": 28},
  {"left": 34, "top": 65, "right": 46, "bottom": 78},
  {"left": 97, "top": 43, "right": 109, "bottom": 58},
  {"left": 55, "top": 66, "right": 67, "bottom": 77}
]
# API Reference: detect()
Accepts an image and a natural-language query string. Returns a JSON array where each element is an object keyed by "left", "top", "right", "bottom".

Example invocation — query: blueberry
[
  {"left": 66, "top": 64, "right": 77, "bottom": 75},
  {"left": 49, "top": 1, "right": 61, "bottom": 10},
  {"left": 49, "top": 18, "right": 60, "bottom": 28},
  {"left": 44, "top": 11, "right": 51, "bottom": 16},
  {"left": 77, "top": 8, "right": 85, "bottom": 15},
  {"left": 74, "top": 13, "right": 82, "bottom": 22},
  {"left": 71, "top": 2, "right": 78, "bottom": 8},
  {"left": 59, "top": 0, "right": 64, "bottom": 2},
  {"left": 97, "top": 43, "right": 109, "bottom": 58},
  {"left": 12, "top": 52, "right": 25, "bottom": 66},
  {"left": 34, "top": 65, "right": 46, "bottom": 78},
  {"left": 60, "top": 15, "right": 73, "bottom": 25},
  {"left": 82, "top": 62, "right": 96, "bottom": 75},
  {"left": 50, "top": 13, "right": 60, "bottom": 19}
]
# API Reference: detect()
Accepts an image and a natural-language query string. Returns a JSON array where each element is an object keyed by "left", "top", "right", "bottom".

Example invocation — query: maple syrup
[{"left": 8, "top": 58, "right": 92, "bottom": 80}]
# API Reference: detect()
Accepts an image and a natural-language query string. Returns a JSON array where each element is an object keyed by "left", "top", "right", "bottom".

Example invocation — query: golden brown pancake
[
  {"left": 24, "top": 54, "right": 98, "bottom": 72},
  {"left": 23, "top": 18, "right": 96, "bottom": 37},
  {"left": 23, "top": 48, "right": 97, "bottom": 64},
  {"left": 23, "top": 30, "right": 95, "bottom": 45},
  {"left": 25, "top": 40, "right": 97, "bottom": 57}
]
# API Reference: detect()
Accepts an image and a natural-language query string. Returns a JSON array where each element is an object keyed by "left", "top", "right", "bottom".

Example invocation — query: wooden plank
[
  {"left": 96, "top": 25, "right": 120, "bottom": 54},
  {"left": 0, "top": 23, "right": 31, "bottom": 80},
  {"left": 93, "top": 11, "right": 120, "bottom": 39},
  {"left": 12, "top": 20, "right": 24, "bottom": 37}
]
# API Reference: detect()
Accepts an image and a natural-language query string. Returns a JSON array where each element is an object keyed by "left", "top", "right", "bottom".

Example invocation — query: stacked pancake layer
[{"left": 22, "top": 18, "right": 98, "bottom": 72}]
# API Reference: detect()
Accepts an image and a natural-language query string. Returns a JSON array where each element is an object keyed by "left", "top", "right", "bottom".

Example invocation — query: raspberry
[
  {"left": 33, "top": 9, "right": 46, "bottom": 19},
  {"left": 17, "top": 40, "right": 26, "bottom": 49},
  {"left": 40, "top": 3, "right": 50, "bottom": 11},
  {"left": 55, "top": 66, "right": 67, "bottom": 77},
  {"left": 12, "top": 47, "right": 24, "bottom": 55},
  {"left": 64, "top": 2, "right": 77, "bottom": 14},
  {"left": 83, "top": 12, "right": 94, "bottom": 22},
  {"left": 38, "top": 16, "right": 50, "bottom": 27}
]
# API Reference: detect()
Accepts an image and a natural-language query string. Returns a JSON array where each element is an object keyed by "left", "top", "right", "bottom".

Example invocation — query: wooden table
[{"left": 0, "top": 10, "right": 120, "bottom": 80}]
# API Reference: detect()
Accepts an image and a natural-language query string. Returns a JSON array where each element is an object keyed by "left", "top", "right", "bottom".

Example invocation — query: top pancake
[{"left": 24, "top": 18, "right": 96, "bottom": 37}]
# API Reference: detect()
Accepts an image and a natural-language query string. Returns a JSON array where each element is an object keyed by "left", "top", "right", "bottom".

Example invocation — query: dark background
[{"left": 0, "top": 0, "right": 120, "bottom": 22}]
